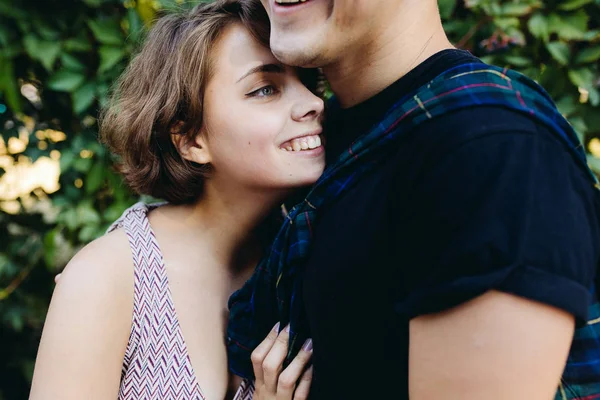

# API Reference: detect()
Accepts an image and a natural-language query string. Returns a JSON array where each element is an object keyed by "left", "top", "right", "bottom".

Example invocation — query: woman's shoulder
[
  {"left": 30, "top": 229, "right": 134, "bottom": 399},
  {"left": 65, "top": 227, "right": 133, "bottom": 281},
  {"left": 56, "top": 228, "right": 134, "bottom": 316}
]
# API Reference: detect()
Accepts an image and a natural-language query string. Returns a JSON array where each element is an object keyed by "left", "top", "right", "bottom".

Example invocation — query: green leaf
[
  {"left": 568, "top": 69, "right": 600, "bottom": 106},
  {"left": 60, "top": 53, "right": 86, "bottom": 71},
  {"left": 545, "top": 42, "right": 570, "bottom": 65},
  {"left": 583, "top": 107, "right": 600, "bottom": 134},
  {"left": 47, "top": 70, "right": 86, "bottom": 92},
  {"left": 551, "top": 10, "right": 589, "bottom": 41},
  {"left": 438, "top": 0, "right": 457, "bottom": 19},
  {"left": 78, "top": 224, "right": 98, "bottom": 242},
  {"left": 43, "top": 230, "right": 56, "bottom": 268},
  {"left": 571, "top": 116, "right": 588, "bottom": 142},
  {"left": 527, "top": 13, "right": 549, "bottom": 41},
  {"left": 61, "top": 208, "right": 79, "bottom": 230},
  {"left": 23, "top": 35, "right": 61, "bottom": 71},
  {"left": 83, "top": 0, "right": 104, "bottom": 6},
  {"left": 568, "top": 68, "right": 595, "bottom": 88},
  {"left": 0, "top": 55, "right": 22, "bottom": 113},
  {"left": 35, "top": 20, "right": 61, "bottom": 41},
  {"left": 575, "top": 46, "right": 600, "bottom": 64},
  {"left": 0, "top": 24, "right": 10, "bottom": 46},
  {"left": 494, "top": 17, "right": 520, "bottom": 31},
  {"left": 85, "top": 162, "right": 105, "bottom": 194},
  {"left": 127, "top": 8, "right": 143, "bottom": 40},
  {"left": 589, "top": 88, "right": 600, "bottom": 107},
  {"left": 73, "top": 156, "right": 93, "bottom": 173},
  {"left": 500, "top": 3, "right": 533, "bottom": 16},
  {"left": 588, "top": 155, "right": 600, "bottom": 175},
  {"left": 88, "top": 18, "right": 124, "bottom": 45},
  {"left": 0, "top": 2, "right": 27, "bottom": 19},
  {"left": 59, "top": 150, "right": 75, "bottom": 171},
  {"left": 503, "top": 55, "right": 532, "bottom": 67},
  {"left": 64, "top": 34, "right": 93, "bottom": 52},
  {"left": 76, "top": 203, "right": 101, "bottom": 225},
  {"left": 98, "top": 46, "right": 126, "bottom": 73},
  {"left": 72, "top": 82, "right": 96, "bottom": 114},
  {"left": 40, "top": 42, "right": 63, "bottom": 71},
  {"left": 584, "top": 30, "right": 600, "bottom": 41},
  {"left": 556, "top": 96, "right": 577, "bottom": 117},
  {"left": 559, "top": 0, "right": 593, "bottom": 11}
]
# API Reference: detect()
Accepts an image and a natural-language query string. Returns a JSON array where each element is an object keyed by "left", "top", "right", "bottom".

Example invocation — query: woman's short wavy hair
[{"left": 100, "top": 0, "right": 274, "bottom": 204}]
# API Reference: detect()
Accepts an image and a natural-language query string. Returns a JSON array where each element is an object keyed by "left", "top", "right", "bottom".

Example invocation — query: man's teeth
[
  {"left": 281, "top": 135, "right": 322, "bottom": 151},
  {"left": 275, "top": 0, "right": 309, "bottom": 4}
]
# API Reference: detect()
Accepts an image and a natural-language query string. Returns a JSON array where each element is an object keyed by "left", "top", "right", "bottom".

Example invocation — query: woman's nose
[{"left": 291, "top": 90, "right": 325, "bottom": 122}]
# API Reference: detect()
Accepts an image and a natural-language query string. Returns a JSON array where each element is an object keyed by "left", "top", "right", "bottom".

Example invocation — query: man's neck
[{"left": 324, "top": 2, "right": 453, "bottom": 109}]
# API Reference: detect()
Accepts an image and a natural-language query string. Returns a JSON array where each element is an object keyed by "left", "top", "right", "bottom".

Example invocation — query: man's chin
[{"left": 271, "top": 42, "right": 322, "bottom": 68}]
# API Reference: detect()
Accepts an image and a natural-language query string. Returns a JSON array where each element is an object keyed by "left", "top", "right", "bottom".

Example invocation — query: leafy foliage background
[{"left": 0, "top": 0, "right": 598, "bottom": 397}]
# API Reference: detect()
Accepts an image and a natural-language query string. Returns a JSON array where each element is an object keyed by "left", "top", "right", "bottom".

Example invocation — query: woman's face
[{"left": 200, "top": 22, "right": 325, "bottom": 194}]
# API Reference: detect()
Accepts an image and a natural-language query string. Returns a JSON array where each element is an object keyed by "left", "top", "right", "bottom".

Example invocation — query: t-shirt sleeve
[{"left": 397, "top": 122, "right": 600, "bottom": 323}]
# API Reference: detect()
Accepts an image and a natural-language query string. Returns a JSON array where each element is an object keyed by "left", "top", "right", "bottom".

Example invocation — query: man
[{"left": 228, "top": 0, "right": 600, "bottom": 399}]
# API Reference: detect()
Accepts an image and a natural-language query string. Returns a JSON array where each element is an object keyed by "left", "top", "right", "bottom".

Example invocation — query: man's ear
[{"left": 171, "top": 123, "right": 211, "bottom": 165}]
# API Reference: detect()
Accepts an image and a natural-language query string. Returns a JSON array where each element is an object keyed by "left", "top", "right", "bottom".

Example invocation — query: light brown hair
[{"left": 100, "top": 0, "right": 271, "bottom": 204}]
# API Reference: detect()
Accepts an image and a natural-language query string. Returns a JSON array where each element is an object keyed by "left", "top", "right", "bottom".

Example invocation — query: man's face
[{"left": 259, "top": 0, "right": 387, "bottom": 68}]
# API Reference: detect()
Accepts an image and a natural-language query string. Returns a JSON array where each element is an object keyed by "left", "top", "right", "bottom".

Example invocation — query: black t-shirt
[{"left": 303, "top": 49, "right": 600, "bottom": 399}]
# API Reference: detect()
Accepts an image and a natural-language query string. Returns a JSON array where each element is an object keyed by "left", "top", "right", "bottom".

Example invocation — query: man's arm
[
  {"left": 395, "top": 112, "right": 600, "bottom": 398},
  {"left": 409, "top": 290, "right": 574, "bottom": 399},
  {"left": 30, "top": 230, "right": 134, "bottom": 400}
]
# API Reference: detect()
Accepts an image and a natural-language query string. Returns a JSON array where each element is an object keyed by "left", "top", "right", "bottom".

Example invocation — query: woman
[{"left": 30, "top": 1, "right": 324, "bottom": 399}]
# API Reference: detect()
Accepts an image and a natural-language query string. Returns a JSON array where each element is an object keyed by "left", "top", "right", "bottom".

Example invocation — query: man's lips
[
  {"left": 274, "top": 0, "right": 311, "bottom": 5},
  {"left": 272, "top": 0, "right": 315, "bottom": 15}
]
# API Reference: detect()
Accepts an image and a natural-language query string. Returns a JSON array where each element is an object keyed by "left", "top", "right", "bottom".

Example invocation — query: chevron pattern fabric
[{"left": 108, "top": 202, "right": 254, "bottom": 400}]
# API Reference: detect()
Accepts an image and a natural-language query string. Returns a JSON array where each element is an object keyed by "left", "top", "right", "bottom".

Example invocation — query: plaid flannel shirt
[{"left": 227, "top": 62, "right": 600, "bottom": 399}]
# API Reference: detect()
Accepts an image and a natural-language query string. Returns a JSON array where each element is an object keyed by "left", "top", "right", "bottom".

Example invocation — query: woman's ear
[{"left": 171, "top": 123, "right": 211, "bottom": 165}]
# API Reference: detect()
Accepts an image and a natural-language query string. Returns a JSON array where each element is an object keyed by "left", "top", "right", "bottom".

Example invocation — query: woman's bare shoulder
[
  {"left": 53, "top": 228, "right": 135, "bottom": 321},
  {"left": 30, "top": 229, "right": 135, "bottom": 399},
  {"left": 61, "top": 228, "right": 132, "bottom": 284}
]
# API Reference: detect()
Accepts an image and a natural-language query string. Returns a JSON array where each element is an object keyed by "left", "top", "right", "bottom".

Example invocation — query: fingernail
[
  {"left": 285, "top": 324, "right": 291, "bottom": 333},
  {"left": 302, "top": 338, "right": 313, "bottom": 352},
  {"left": 273, "top": 322, "right": 280, "bottom": 332}
]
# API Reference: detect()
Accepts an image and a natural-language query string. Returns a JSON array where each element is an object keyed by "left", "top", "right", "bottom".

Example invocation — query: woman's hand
[{"left": 251, "top": 323, "right": 313, "bottom": 400}]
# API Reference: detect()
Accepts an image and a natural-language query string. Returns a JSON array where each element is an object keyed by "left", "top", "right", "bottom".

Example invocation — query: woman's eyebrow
[{"left": 237, "top": 63, "right": 285, "bottom": 83}]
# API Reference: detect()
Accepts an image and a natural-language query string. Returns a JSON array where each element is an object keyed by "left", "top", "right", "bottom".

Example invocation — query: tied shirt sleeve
[{"left": 397, "top": 128, "right": 600, "bottom": 324}]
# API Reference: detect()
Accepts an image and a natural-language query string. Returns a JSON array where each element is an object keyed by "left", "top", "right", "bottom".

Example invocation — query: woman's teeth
[{"left": 281, "top": 135, "right": 322, "bottom": 152}]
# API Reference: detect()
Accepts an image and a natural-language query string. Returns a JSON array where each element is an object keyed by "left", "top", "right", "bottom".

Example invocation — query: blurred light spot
[
  {"left": 50, "top": 150, "right": 60, "bottom": 160},
  {"left": 0, "top": 104, "right": 6, "bottom": 114},
  {"left": 579, "top": 87, "right": 590, "bottom": 104},
  {"left": 80, "top": 149, "right": 93, "bottom": 159},
  {"left": 19, "top": 115, "right": 35, "bottom": 132},
  {"left": 46, "top": 129, "right": 66, "bottom": 143},
  {"left": 0, "top": 200, "right": 21, "bottom": 214},
  {"left": 82, "top": 116, "right": 96, "bottom": 127},
  {"left": 35, "top": 130, "right": 45, "bottom": 140},
  {"left": 0, "top": 156, "right": 60, "bottom": 200},
  {"left": 74, "top": 178, "right": 83, "bottom": 188},
  {"left": 6, "top": 126, "right": 30, "bottom": 154},
  {"left": 21, "top": 83, "right": 42, "bottom": 108},
  {"left": 8, "top": 137, "right": 26, "bottom": 154},
  {"left": 4, "top": 120, "right": 14, "bottom": 130},
  {"left": 38, "top": 141, "right": 48, "bottom": 150},
  {"left": 589, "top": 138, "right": 600, "bottom": 157}
]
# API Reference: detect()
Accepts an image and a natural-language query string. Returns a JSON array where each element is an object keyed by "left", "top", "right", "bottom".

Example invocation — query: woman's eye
[{"left": 248, "top": 85, "right": 277, "bottom": 98}]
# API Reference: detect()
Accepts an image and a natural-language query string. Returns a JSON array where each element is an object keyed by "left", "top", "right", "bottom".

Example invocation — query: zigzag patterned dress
[{"left": 109, "top": 202, "right": 254, "bottom": 400}]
